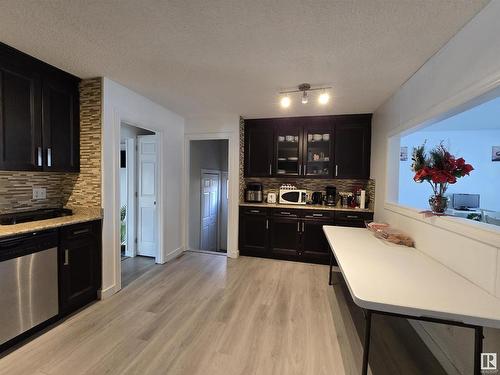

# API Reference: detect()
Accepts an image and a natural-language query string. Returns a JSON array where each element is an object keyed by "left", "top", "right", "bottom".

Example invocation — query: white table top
[{"left": 323, "top": 226, "right": 500, "bottom": 328}]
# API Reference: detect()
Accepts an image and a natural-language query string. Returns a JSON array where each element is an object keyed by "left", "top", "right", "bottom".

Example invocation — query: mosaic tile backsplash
[
  {"left": 0, "top": 78, "right": 102, "bottom": 214},
  {"left": 238, "top": 117, "right": 375, "bottom": 209}
]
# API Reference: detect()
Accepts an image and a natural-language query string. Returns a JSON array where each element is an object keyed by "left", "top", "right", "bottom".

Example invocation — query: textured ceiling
[{"left": 0, "top": 0, "right": 489, "bottom": 118}]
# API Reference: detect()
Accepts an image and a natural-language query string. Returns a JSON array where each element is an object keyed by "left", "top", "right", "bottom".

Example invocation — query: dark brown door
[
  {"left": 334, "top": 116, "right": 371, "bottom": 179},
  {"left": 42, "top": 77, "right": 79, "bottom": 172},
  {"left": 270, "top": 217, "right": 300, "bottom": 258},
  {"left": 301, "top": 219, "right": 332, "bottom": 264},
  {"left": 244, "top": 119, "right": 274, "bottom": 177},
  {"left": 0, "top": 58, "right": 42, "bottom": 171},
  {"left": 239, "top": 214, "right": 269, "bottom": 255}
]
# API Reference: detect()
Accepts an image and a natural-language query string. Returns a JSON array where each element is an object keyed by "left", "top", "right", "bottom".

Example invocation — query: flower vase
[{"left": 428, "top": 194, "right": 448, "bottom": 215}]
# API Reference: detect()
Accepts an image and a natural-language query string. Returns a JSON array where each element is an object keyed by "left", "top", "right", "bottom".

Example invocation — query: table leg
[
  {"left": 474, "top": 326, "right": 484, "bottom": 375},
  {"left": 362, "top": 310, "right": 372, "bottom": 375},
  {"left": 329, "top": 252, "right": 333, "bottom": 286}
]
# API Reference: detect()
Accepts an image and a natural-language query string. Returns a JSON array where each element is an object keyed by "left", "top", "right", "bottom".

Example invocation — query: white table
[{"left": 323, "top": 226, "right": 500, "bottom": 375}]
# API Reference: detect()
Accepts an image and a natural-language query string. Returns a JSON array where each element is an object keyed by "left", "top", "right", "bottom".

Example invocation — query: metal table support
[{"left": 360, "top": 309, "right": 484, "bottom": 375}]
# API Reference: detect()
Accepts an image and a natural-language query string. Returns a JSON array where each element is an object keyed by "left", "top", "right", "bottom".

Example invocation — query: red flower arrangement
[{"left": 411, "top": 142, "right": 473, "bottom": 213}]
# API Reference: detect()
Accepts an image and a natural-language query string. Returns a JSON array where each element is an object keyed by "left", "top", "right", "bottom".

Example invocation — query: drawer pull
[
  {"left": 312, "top": 213, "right": 324, "bottom": 217},
  {"left": 346, "top": 215, "right": 359, "bottom": 219},
  {"left": 249, "top": 210, "right": 260, "bottom": 213},
  {"left": 280, "top": 212, "right": 291, "bottom": 215},
  {"left": 73, "top": 228, "right": 90, "bottom": 235}
]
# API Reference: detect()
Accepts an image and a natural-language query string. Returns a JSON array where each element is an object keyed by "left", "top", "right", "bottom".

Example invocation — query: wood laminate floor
[
  {"left": 121, "top": 255, "right": 157, "bottom": 289},
  {"left": 0, "top": 252, "right": 445, "bottom": 375}
]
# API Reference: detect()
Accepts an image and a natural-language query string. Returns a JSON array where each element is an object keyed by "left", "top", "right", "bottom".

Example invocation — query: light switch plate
[{"left": 33, "top": 187, "right": 47, "bottom": 200}]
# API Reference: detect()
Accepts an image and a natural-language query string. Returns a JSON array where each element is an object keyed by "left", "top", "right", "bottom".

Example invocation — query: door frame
[
  {"left": 116, "top": 120, "right": 163, "bottom": 290},
  {"left": 200, "top": 169, "right": 222, "bottom": 251},
  {"left": 183, "top": 132, "right": 238, "bottom": 258},
  {"left": 124, "top": 137, "right": 136, "bottom": 257}
]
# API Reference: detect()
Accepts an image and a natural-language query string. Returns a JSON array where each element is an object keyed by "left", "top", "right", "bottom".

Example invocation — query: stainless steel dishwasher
[{"left": 0, "top": 230, "right": 59, "bottom": 346}]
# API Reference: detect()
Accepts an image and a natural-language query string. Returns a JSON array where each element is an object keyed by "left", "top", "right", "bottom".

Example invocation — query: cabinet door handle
[
  {"left": 299, "top": 164, "right": 302, "bottom": 175},
  {"left": 73, "top": 228, "right": 90, "bottom": 235},
  {"left": 302, "top": 222, "right": 305, "bottom": 232},
  {"left": 266, "top": 219, "right": 269, "bottom": 230},
  {"left": 297, "top": 222, "right": 300, "bottom": 232},
  {"left": 37, "top": 147, "right": 42, "bottom": 167},
  {"left": 335, "top": 165, "right": 338, "bottom": 177},
  {"left": 250, "top": 210, "right": 260, "bottom": 213},
  {"left": 64, "top": 249, "right": 69, "bottom": 265},
  {"left": 269, "top": 163, "right": 272, "bottom": 176},
  {"left": 47, "top": 148, "right": 52, "bottom": 167}
]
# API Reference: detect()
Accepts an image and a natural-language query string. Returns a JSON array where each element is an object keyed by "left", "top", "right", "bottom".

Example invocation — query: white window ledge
[{"left": 384, "top": 202, "right": 500, "bottom": 249}]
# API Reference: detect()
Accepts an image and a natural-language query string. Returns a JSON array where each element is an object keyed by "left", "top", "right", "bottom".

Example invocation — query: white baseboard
[
  {"left": 98, "top": 284, "right": 119, "bottom": 300},
  {"left": 228, "top": 249, "right": 239, "bottom": 259},
  {"left": 409, "top": 320, "right": 462, "bottom": 375},
  {"left": 160, "top": 246, "right": 184, "bottom": 264}
]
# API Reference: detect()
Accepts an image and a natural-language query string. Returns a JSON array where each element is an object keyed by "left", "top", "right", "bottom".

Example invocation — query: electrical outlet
[{"left": 32, "top": 187, "right": 47, "bottom": 200}]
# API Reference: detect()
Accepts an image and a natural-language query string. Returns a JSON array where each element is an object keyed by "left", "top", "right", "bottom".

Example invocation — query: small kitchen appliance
[
  {"left": 311, "top": 192, "right": 323, "bottom": 205},
  {"left": 325, "top": 186, "right": 337, "bottom": 206},
  {"left": 279, "top": 185, "right": 307, "bottom": 205},
  {"left": 245, "top": 183, "right": 263, "bottom": 203},
  {"left": 267, "top": 192, "right": 277, "bottom": 204}
]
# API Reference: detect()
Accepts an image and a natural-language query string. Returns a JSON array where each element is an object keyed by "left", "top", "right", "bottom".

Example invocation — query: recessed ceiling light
[
  {"left": 280, "top": 96, "right": 291, "bottom": 108},
  {"left": 319, "top": 92, "right": 330, "bottom": 105}
]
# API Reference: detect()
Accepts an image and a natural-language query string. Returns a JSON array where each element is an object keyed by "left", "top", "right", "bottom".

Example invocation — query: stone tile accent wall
[
  {"left": 239, "top": 116, "right": 375, "bottom": 209},
  {"left": 0, "top": 78, "right": 102, "bottom": 213},
  {"left": 64, "top": 78, "right": 102, "bottom": 208}
]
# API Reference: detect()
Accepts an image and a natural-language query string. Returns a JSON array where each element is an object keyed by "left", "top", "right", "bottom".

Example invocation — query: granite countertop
[
  {"left": 0, "top": 207, "right": 102, "bottom": 239},
  {"left": 240, "top": 202, "right": 374, "bottom": 213}
]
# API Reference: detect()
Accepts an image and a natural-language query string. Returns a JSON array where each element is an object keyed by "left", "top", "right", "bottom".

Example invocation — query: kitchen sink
[{"left": 0, "top": 208, "right": 73, "bottom": 225}]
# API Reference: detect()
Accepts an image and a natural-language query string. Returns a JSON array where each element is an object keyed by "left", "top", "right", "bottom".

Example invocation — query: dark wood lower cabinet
[
  {"left": 59, "top": 220, "right": 101, "bottom": 315},
  {"left": 270, "top": 217, "right": 301, "bottom": 258},
  {"left": 239, "top": 207, "right": 373, "bottom": 265}
]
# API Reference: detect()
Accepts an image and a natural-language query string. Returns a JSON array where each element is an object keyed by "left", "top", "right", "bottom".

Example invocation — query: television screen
[{"left": 452, "top": 194, "right": 480, "bottom": 210}]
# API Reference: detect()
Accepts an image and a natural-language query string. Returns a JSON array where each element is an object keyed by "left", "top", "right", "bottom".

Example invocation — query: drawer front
[
  {"left": 272, "top": 209, "right": 300, "bottom": 218},
  {"left": 302, "top": 210, "right": 333, "bottom": 219},
  {"left": 60, "top": 221, "right": 99, "bottom": 241},
  {"left": 335, "top": 211, "right": 373, "bottom": 221},
  {"left": 240, "top": 207, "right": 268, "bottom": 216}
]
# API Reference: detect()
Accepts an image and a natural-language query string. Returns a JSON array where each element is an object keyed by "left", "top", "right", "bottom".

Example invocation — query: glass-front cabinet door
[
  {"left": 275, "top": 119, "right": 302, "bottom": 176},
  {"left": 303, "top": 118, "right": 333, "bottom": 178}
]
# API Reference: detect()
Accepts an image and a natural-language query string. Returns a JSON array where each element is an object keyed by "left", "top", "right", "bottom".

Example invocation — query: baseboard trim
[
  {"left": 228, "top": 249, "right": 239, "bottom": 259},
  {"left": 161, "top": 246, "right": 184, "bottom": 264},
  {"left": 98, "top": 284, "right": 118, "bottom": 300},
  {"left": 409, "top": 320, "right": 462, "bottom": 375}
]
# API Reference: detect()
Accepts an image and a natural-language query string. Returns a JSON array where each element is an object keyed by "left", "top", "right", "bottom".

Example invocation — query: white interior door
[
  {"left": 137, "top": 135, "right": 158, "bottom": 257},
  {"left": 200, "top": 172, "right": 220, "bottom": 251}
]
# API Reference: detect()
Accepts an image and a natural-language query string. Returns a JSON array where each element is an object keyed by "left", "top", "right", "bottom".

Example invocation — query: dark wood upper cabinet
[
  {"left": 244, "top": 119, "right": 275, "bottom": 177},
  {"left": 0, "top": 54, "right": 42, "bottom": 171},
  {"left": 244, "top": 114, "right": 370, "bottom": 179},
  {"left": 0, "top": 42, "right": 80, "bottom": 172},
  {"left": 42, "top": 77, "right": 80, "bottom": 172},
  {"left": 334, "top": 115, "right": 371, "bottom": 179}
]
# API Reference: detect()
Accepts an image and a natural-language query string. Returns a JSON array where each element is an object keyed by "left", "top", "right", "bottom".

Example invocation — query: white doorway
[
  {"left": 119, "top": 123, "right": 158, "bottom": 287},
  {"left": 188, "top": 140, "right": 229, "bottom": 254}
]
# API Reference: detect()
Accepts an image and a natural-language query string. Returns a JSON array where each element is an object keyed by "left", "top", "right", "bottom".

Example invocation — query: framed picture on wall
[
  {"left": 493, "top": 146, "right": 500, "bottom": 162},
  {"left": 400, "top": 146, "right": 408, "bottom": 161}
]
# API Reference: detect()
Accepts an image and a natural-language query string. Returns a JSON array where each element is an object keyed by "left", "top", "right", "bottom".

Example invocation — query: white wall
[
  {"left": 102, "top": 78, "right": 184, "bottom": 298},
  {"left": 189, "top": 139, "right": 228, "bottom": 249},
  {"left": 399, "top": 130, "right": 500, "bottom": 212},
  {"left": 371, "top": 1, "right": 500, "bottom": 374},
  {"left": 184, "top": 114, "right": 240, "bottom": 258}
]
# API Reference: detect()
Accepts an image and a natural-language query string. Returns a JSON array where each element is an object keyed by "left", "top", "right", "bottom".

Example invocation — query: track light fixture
[{"left": 279, "top": 83, "right": 332, "bottom": 107}]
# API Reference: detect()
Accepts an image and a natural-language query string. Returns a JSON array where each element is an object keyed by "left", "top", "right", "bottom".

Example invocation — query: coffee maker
[
  {"left": 245, "top": 183, "right": 263, "bottom": 203},
  {"left": 325, "top": 186, "right": 337, "bottom": 206}
]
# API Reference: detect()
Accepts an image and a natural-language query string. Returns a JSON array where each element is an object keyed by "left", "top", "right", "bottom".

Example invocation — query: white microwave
[{"left": 279, "top": 189, "right": 307, "bottom": 205}]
